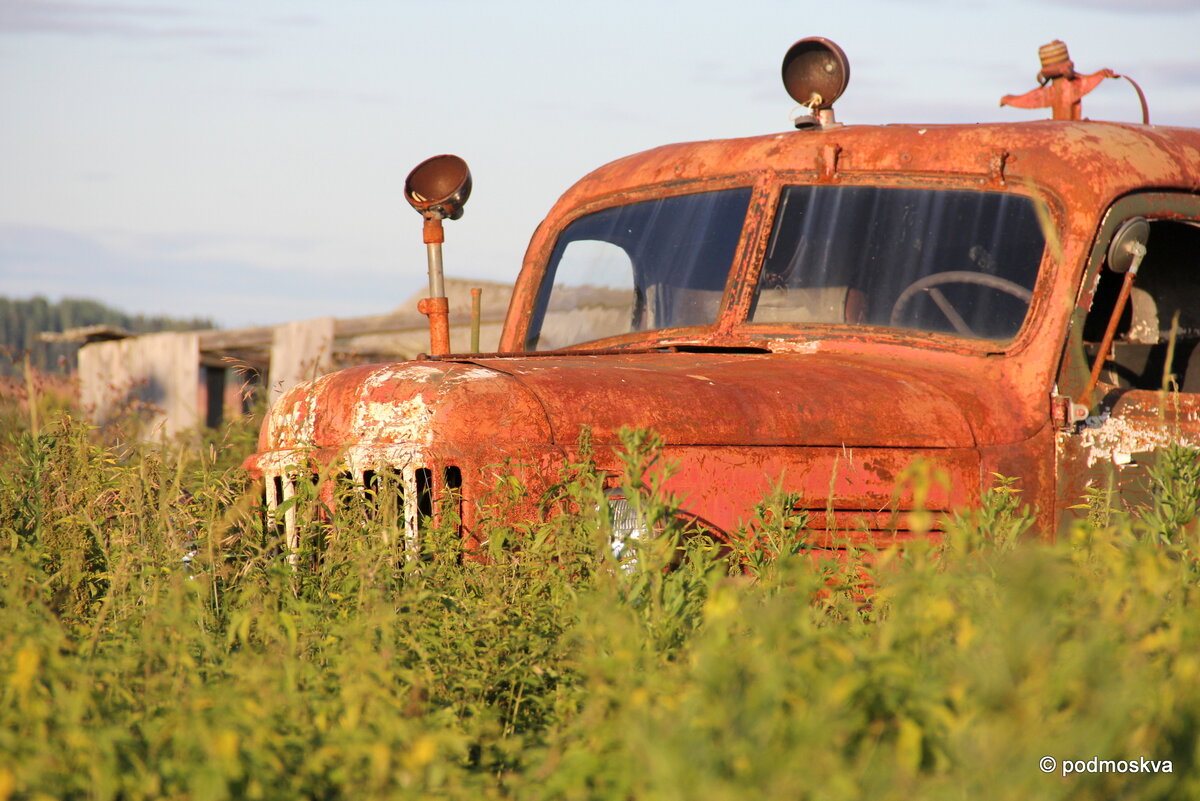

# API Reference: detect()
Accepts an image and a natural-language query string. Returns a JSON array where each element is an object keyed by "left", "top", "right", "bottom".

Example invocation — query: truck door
[{"left": 1056, "top": 193, "right": 1200, "bottom": 528}]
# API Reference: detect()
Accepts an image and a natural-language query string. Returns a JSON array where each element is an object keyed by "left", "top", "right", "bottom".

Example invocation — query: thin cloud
[
  {"left": 0, "top": 0, "right": 243, "bottom": 42},
  {"left": 1037, "top": 0, "right": 1200, "bottom": 12}
]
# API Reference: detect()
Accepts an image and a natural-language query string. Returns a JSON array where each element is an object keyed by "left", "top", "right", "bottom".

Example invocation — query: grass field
[{"left": 2, "top": 390, "right": 1199, "bottom": 800}]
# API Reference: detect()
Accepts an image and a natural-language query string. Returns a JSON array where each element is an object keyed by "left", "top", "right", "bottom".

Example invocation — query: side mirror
[{"left": 1106, "top": 217, "right": 1149, "bottom": 274}]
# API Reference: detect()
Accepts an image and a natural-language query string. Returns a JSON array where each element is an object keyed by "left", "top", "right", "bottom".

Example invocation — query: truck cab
[{"left": 245, "top": 39, "right": 1200, "bottom": 557}]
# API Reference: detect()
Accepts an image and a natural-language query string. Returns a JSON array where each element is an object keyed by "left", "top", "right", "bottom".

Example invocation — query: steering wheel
[{"left": 890, "top": 271, "right": 1033, "bottom": 337}]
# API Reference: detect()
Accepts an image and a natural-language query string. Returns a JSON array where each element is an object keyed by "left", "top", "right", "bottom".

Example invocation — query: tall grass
[{"left": 1, "top": 409, "right": 1199, "bottom": 800}]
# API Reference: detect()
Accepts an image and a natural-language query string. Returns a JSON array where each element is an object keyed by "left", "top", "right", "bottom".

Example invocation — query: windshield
[
  {"left": 526, "top": 188, "right": 751, "bottom": 350},
  {"left": 751, "top": 185, "right": 1045, "bottom": 340},
  {"left": 525, "top": 184, "right": 1046, "bottom": 351}
]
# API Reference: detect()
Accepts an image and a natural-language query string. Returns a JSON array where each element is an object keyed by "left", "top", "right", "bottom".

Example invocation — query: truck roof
[{"left": 557, "top": 121, "right": 1200, "bottom": 213}]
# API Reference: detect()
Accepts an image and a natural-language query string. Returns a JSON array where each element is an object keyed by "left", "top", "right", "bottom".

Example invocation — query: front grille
[
  {"left": 264, "top": 463, "right": 464, "bottom": 560},
  {"left": 795, "top": 507, "right": 946, "bottom": 548}
]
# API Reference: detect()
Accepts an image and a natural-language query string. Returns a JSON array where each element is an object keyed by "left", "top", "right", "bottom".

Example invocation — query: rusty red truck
[{"left": 244, "top": 38, "right": 1200, "bottom": 559}]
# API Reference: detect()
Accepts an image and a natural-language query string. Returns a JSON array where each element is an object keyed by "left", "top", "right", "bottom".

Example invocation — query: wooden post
[
  {"left": 23, "top": 352, "right": 38, "bottom": 436},
  {"left": 268, "top": 317, "right": 336, "bottom": 402}
]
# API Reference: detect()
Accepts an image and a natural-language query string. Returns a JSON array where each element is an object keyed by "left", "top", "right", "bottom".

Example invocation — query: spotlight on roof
[{"left": 782, "top": 37, "right": 850, "bottom": 129}]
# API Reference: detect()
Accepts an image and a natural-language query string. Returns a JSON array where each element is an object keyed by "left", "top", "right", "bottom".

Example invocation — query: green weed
[{"left": 2, "top": 406, "right": 1200, "bottom": 800}]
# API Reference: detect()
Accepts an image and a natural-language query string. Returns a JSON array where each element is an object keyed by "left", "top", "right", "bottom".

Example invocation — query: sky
[{"left": 2, "top": 0, "right": 1198, "bottom": 330}]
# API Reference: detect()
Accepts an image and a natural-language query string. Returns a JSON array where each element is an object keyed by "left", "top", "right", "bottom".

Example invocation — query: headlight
[{"left": 604, "top": 487, "right": 651, "bottom": 564}]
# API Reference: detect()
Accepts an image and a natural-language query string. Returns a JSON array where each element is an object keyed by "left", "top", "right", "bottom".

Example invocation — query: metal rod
[
  {"left": 470, "top": 287, "right": 482, "bottom": 352},
  {"left": 1079, "top": 246, "right": 1146, "bottom": 405},
  {"left": 426, "top": 242, "right": 445, "bottom": 298},
  {"left": 419, "top": 215, "right": 451, "bottom": 356}
]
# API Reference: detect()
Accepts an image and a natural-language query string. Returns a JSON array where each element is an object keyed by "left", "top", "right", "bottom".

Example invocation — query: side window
[
  {"left": 535, "top": 241, "right": 637, "bottom": 351},
  {"left": 1083, "top": 218, "right": 1200, "bottom": 392},
  {"left": 526, "top": 187, "right": 751, "bottom": 351}
]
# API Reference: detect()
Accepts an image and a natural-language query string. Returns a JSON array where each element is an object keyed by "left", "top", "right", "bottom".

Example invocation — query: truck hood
[
  {"left": 251, "top": 352, "right": 978, "bottom": 476},
  {"left": 470, "top": 351, "right": 977, "bottom": 449}
]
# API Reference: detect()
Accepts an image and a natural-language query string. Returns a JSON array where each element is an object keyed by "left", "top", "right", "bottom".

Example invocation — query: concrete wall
[{"left": 78, "top": 332, "right": 200, "bottom": 437}]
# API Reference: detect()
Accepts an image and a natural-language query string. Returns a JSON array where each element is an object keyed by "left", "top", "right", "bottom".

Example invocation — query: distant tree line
[{"left": 0, "top": 296, "right": 214, "bottom": 376}]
